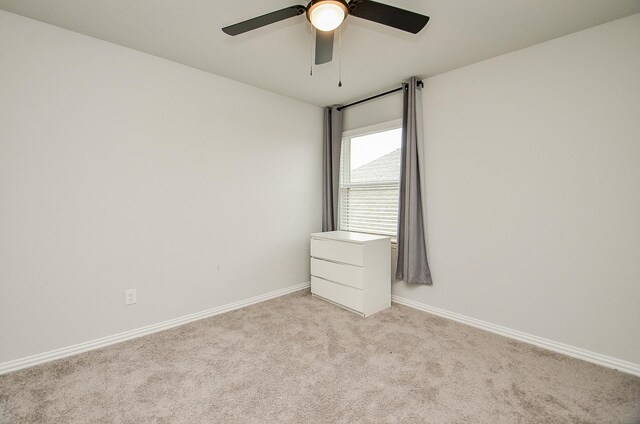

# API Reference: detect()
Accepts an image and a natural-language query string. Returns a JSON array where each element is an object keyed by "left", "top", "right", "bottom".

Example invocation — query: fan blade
[
  {"left": 348, "top": 0, "right": 429, "bottom": 34},
  {"left": 222, "top": 5, "right": 306, "bottom": 36},
  {"left": 315, "top": 30, "right": 334, "bottom": 65}
]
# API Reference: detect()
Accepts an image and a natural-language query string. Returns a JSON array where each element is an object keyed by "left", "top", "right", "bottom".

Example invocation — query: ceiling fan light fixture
[{"left": 307, "top": 0, "right": 348, "bottom": 32}]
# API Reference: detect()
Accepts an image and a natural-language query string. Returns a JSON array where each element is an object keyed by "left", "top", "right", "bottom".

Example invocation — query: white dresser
[{"left": 310, "top": 231, "right": 391, "bottom": 317}]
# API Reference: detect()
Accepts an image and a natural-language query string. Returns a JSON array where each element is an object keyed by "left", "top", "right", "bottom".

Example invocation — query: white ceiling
[{"left": 1, "top": 0, "right": 638, "bottom": 106}]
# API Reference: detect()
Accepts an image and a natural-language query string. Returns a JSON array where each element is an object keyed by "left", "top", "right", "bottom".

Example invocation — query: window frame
[{"left": 339, "top": 119, "right": 403, "bottom": 240}]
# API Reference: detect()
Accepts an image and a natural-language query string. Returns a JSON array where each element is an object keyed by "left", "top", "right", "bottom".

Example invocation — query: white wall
[
  {"left": 343, "top": 91, "right": 403, "bottom": 132},
  {"left": 393, "top": 14, "right": 640, "bottom": 365},
  {"left": 0, "top": 11, "right": 322, "bottom": 363}
]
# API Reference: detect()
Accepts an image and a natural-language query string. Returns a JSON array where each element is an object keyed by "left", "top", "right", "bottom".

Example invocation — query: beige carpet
[{"left": 1, "top": 290, "right": 639, "bottom": 423}]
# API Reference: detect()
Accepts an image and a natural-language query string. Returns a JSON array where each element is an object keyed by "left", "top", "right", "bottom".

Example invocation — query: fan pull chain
[{"left": 338, "top": 27, "right": 343, "bottom": 87}]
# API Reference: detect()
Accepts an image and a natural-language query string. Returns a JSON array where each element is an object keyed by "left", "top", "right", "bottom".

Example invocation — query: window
[{"left": 339, "top": 122, "right": 402, "bottom": 237}]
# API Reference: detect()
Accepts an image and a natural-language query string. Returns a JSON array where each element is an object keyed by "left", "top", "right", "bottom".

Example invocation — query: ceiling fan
[{"left": 222, "top": 0, "right": 429, "bottom": 65}]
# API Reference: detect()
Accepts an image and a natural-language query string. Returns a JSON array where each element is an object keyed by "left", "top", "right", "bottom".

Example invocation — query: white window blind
[{"left": 339, "top": 126, "right": 402, "bottom": 237}]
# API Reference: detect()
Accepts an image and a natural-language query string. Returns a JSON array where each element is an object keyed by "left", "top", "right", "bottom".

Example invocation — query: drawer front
[
  {"left": 311, "top": 276, "right": 363, "bottom": 313},
  {"left": 310, "top": 237, "right": 363, "bottom": 266},
  {"left": 311, "top": 258, "right": 363, "bottom": 290}
]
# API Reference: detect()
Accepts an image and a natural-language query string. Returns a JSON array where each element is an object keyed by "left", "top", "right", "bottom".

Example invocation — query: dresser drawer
[
  {"left": 311, "top": 276, "right": 363, "bottom": 313},
  {"left": 311, "top": 258, "right": 363, "bottom": 290},
  {"left": 310, "top": 237, "right": 363, "bottom": 266}
]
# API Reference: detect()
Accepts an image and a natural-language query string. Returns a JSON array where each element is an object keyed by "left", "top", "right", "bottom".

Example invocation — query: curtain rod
[{"left": 336, "top": 80, "right": 423, "bottom": 112}]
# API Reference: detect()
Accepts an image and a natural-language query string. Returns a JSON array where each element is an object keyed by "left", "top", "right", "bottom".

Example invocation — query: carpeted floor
[{"left": 1, "top": 290, "right": 639, "bottom": 423}]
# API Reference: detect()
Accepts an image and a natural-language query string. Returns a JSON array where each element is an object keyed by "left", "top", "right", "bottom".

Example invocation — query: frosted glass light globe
[{"left": 309, "top": 1, "right": 347, "bottom": 31}]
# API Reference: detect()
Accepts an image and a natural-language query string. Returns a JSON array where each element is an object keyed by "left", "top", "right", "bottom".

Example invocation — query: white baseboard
[
  {"left": 0, "top": 281, "right": 310, "bottom": 375},
  {"left": 391, "top": 295, "right": 640, "bottom": 377}
]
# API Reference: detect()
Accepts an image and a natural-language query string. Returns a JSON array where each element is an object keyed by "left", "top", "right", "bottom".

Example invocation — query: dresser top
[{"left": 311, "top": 231, "right": 390, "bottom": 243}]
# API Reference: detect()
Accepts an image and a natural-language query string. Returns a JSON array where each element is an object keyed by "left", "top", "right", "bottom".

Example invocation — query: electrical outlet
[{"left": 125, "top": 289, "right": 137, "bottom": 305}]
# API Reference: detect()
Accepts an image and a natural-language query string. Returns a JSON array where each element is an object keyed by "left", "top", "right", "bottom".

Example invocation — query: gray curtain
[
  {"left": 396, "top": 77, "right": 432, "bottom": 285},
  {"left": 322, "top": 105, "right": 343, "bottom": 232}
]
